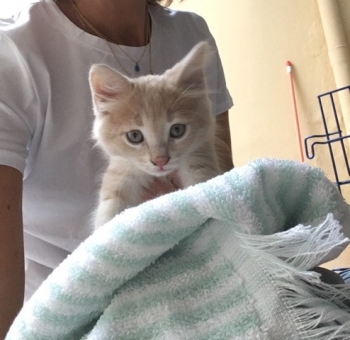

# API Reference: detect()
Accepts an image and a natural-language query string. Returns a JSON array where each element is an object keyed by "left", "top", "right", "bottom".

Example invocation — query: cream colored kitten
[{"left": 90, "top": 42, "right": 222, "bottom": 229}]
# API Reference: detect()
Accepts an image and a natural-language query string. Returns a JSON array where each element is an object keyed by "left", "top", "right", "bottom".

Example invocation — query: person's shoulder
[
  {"left": 0, "top": 1, "right": 47, "bottom": 86},
  {"left": 0, "top": 1, "right": 44, "bottom": 40}
]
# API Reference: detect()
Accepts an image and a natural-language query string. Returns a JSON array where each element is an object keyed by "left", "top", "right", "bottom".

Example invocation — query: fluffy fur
[{"left": 90, "top": 42, "right": 222, "bottom": 229}]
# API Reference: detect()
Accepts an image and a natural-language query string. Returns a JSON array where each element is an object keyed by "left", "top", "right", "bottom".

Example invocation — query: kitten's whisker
[{"left": 91, "top": 141, "right": 99, "bottom": 149}]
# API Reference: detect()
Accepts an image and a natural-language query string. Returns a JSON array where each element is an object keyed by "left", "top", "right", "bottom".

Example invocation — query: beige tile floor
[{"left": 322, "top": 245, "right": 350, "bottom": 270}]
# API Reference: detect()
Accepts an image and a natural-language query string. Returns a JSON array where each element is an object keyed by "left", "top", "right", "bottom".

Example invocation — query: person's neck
[{"left": 56, "top": 0, "right": 150, "bottom": 47}]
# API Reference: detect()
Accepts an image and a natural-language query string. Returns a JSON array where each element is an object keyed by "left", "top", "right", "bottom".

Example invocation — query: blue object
[{"left": 333, "top": 268, "right": 350, "bottom": 283}]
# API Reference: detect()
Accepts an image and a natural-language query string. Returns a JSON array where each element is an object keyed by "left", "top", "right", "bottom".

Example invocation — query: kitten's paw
[{"left": 94, "top": 198, "right": 121, "bottom": 230}]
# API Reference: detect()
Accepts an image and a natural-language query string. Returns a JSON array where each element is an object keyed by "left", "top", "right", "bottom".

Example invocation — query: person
[{"left": 0, "top": 0, "right": 233, "bottom": 336}]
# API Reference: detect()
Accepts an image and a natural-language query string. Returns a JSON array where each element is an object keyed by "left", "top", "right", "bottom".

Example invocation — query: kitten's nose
[{"left": 151, "top": 156, "right": 170, "bottom": 169}]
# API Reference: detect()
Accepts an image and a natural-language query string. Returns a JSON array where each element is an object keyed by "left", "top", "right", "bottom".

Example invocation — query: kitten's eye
[
  {"left": 170, "top": 124, "right": 186, "bottom": 138},
  {"left": 126, "top": 130, "right": 144, "bottom": 144}
]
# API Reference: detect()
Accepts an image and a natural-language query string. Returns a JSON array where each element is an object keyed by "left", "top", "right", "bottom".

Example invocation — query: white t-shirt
[{"left": 0, "top": 0, "right": 233, "bottom": 300}]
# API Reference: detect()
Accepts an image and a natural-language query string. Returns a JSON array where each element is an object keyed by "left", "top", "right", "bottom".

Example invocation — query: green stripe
[
  {"left": 114, "top": 222, "right": 200, "bottom": 247},
  {"left": 85, "top": 243, "right": 160, "bottom": 269},
  {"left": 47, "top": 277, "right": 115, "bottom": 306},
  {"left": 99, "top": 261, "right": 239, "bottom": 324},
  {"left": 228, "top": 159, "right": 276, "bottom": 234},
  {"left": 251, "top": 160, "right": 287, "bottom": 234},
  {"left": 201, "top": 176, "right": 237, "bottom": 221},
  {"left": 285, "top": 166, "right": 314, "bottom": 229},
  {"left": 274, "top": 161, "right": 301, "bottom": 230},
  {"left": 106, "top": 289, "right": 255, "bottom": 339},
  {"left": 214, "top": 173, "right": 240, "bottom": 223},
  {"left": 307, "top": 168, "right": 341, "bottom": 220},
  {"left": 16, "top": 315, "right": 96, "bottom": 340},
  {"left": 117, "top": 224, "right": 220, "bottom": 290},
  {"left": 131, "top": 191, "right": 206, "bottom": 227},
  {"left": 30, "top": 303, "right": 102, "bottom": 330},
  {"left": 194, "top": 313, "right": 261, "bottom": 340},
  {"left": 65, "top": 264, "right": 127, "bottom": 289}
]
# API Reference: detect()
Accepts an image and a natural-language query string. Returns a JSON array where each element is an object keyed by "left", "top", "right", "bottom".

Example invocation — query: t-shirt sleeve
[
  {"left": 193, "top": 14, "right": 233, "bottom": 116},
  {"left": 0, "top": 33, "right": 37, "bottom": 174}
]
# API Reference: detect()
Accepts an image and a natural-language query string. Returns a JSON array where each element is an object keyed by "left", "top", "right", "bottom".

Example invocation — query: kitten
[{"left": 89, "top": 41, "right": 222, "bottom": 229}]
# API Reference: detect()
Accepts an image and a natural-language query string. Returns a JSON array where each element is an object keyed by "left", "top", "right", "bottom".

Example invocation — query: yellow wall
[{"left": 171, "top": 0, "right": 350, "bottom": 200}]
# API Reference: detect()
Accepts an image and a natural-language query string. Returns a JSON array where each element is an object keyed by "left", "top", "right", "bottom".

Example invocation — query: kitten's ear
[
  {"left": 166, "top": 41, "right": 213, "bottom": 91},
  {"left": 89, "top": 64, "right": 132, "bottom": 105}
]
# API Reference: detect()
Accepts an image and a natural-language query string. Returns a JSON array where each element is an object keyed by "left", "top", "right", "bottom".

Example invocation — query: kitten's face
[{"left": 90, "top": 42, "right": 214, "bottom": 177}]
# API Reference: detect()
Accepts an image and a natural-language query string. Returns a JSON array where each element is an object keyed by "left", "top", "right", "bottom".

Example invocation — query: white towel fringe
[
  {"left": 239, "top": 213, "right": 349, "bottom": 269},
  {"left": 238, "top": 213, "right": 350, "bottom": 339}
]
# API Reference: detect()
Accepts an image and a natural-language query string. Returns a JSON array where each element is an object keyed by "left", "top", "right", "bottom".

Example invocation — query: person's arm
[
  {"left": 216, "top": 111, "right": 234, "bottom": 172},
  {"left": 0, "top": 165, "right": 25, "bottom": 338}
]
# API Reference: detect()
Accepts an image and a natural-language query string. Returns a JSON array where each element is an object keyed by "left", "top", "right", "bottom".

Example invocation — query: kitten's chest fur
[
  {"left": 90, "top": 42, "right": 222, "bottom": 229},
  {"left": 100, "top": 156, "right": 176, "bottom": 207}
]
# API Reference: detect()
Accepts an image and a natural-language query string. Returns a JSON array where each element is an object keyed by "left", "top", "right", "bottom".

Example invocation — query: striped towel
[{"left": 6, "top": 158, "right": 350, "bottom": 339}]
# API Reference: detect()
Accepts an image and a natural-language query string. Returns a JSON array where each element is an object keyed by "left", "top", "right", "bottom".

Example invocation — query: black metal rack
[{"left": 305, "top": 85, "right": 350, "bottom": 193}]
